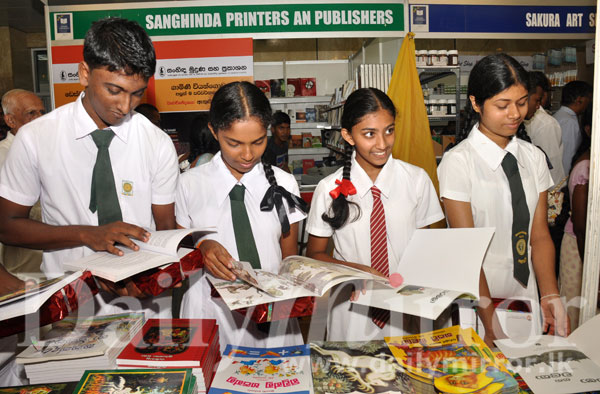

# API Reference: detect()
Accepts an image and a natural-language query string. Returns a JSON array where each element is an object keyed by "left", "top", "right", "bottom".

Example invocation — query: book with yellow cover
[{"left": 385, "top": 325, "right": 519, "bottom": 394}]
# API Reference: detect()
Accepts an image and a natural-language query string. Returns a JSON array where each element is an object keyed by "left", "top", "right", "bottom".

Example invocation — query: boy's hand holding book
[
  {"left": 198, "top": 239, "right": 237, "bottom": 281},
  {"left": 80, "top": 221, "right": 150, "bottom": 256}
]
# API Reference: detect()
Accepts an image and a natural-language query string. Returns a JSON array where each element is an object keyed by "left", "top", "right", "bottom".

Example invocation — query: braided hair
[
  {"left": 458, "top": 53, "right": 531, "bottom": 144},
  {"left": 209, "top": 81, "right": 307, "bottom": 233},
  {"left": 322, "top": 88, "right": 396, "bottom": 229}
]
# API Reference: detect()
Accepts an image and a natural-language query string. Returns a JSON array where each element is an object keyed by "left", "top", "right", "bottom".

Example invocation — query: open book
[
  {"left": 63, "top": 228, "right": 211, "bottom": 282},
  {"left": 0, "top": 271, "right": 83, "bottom": 321},
  {"left": 352, "top": 227, "right": 494, "bottom": 319},
  {"left": 210, "top": 227, "right": 494, "bottom": 320},
  {"left": 495, "top": 314, "right": 600, "bottom": 394}
]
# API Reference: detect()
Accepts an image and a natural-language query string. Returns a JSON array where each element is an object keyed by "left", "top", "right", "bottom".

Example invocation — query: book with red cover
[
  {"left": 117, "top": 319, "right": 217, "bottom": 368},
  {"left": 300, "top": 77, "right": 316, "bottom": 96}
]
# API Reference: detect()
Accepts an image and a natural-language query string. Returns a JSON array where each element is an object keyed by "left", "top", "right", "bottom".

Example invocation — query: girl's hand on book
[
  {"left": 199, "top": 240, "right": 236, "bottom": 281},
  {"left": 350, "top": 280, "right": 368, "bottom": 301},
  {"left": 541, "top": 295, "right": 570, "bottom": 337},
  {"left": 82, "top": 222, "right": 150, "bottom": 256}
]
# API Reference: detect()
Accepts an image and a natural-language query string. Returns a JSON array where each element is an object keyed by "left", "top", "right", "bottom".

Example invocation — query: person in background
[
  {"left": 263, "top": 111, "right": 291, "bottom": 172},
  {"left": 176, "top": 81, "right": 308, "bottom": 351},
  {"left": 559, "top": 105, "right": 592, "bottom": 331},
  {"left": 0, "top": 89, "right": 46, "bottom": 277},
  {"left": 0, "top": 89, "right": 45, "bottom": 167},
  {"left": 554, "top": 80, "right": 592, "bottom": 175},
  {"left": 0, "top": 18, "right": 179, "bottom": 318},
  {"left": 179, "top": 112, "right": 220, "bottom": 171},
  {"left": 438, "top": 54, "right": 568, "bottom": 347},
  {"left": 134, "top": 103, "right": 161, "bottom": 128},
  {"left": 0, "top": 104, "right": 11, "bottom": 141},
  {"left": 525, "top": 72, "right": 565, "bottom": 187},
  {"left": 306, "top": 88, "right": 444, "bottom": 341}
]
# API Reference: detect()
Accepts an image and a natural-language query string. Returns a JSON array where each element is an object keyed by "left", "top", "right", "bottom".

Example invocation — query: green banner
[{"left": 49, "top": 3, "right": 404, "bottom": 41}]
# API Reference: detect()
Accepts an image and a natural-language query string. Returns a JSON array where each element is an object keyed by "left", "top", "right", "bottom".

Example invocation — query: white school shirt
[
  {"left": 525, "top": 107, "right": 565, "bottom": 186},
  {"left": 0, "top": 132, "right": 14, "bottom": 169},
  {"left": 306, "top": 153, "right": 444, "bottom": 341},
  {"left": 554, "top": 106, "right": 581, "bottom": 174},
  {"left": 0, "top": 93, "right": 179, "bottom": 277},
  {"left": 176, "top": 152, "right": 306, "bottom": 350},
  {"left": 438, "top": 125, "right": 553, "bottom": 303},
  {"left": 0, "top": 93, "right": 179, "bottom": 319}
]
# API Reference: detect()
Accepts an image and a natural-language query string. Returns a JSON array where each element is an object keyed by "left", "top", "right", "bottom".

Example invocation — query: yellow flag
[{"left": 388, "top": 32, "right": 439, "bottom": 195}]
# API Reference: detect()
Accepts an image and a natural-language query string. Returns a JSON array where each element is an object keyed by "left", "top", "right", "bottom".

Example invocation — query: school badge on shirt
[{"left": 122, "top": 180, "right": 134, "bottom": 196}]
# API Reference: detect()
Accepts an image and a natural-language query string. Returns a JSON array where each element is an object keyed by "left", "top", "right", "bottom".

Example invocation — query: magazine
[
  {"left": 209, "top": 344, "right": 312, "bottom": 394},
  {"left": 63, "top": 228, "right": 212, "bottom": 282},
  {"left": 0, "top": 270, "right": 83, "bottom": 321},
  {"left": 495, "top": 314, "right": 600, "bottom": 394},
  {"left": 310, "top": 340, "right": 413, "bottom": 394},
  {"left": 210, "top": 228, "right": 494, "bottom": 320},
  {"left": 385, "top": 325, "right": 519, "bottom": 394},
  {"left": 73, "top": 369, "right": 195, "bottom": 394},
  {"left": 208, "top": 255, "right": 389, "bottom": 310},
  {"left": 351, "top": 227, "right": 494, "bottom": 320}
]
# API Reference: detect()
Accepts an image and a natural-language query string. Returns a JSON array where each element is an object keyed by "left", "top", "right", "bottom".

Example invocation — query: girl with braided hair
[
  {"left": 175, "top": 81, "right": 308, "bottom": 350},
  {"left": 306, "top": 88, "right": 444, "bottom": 341}
]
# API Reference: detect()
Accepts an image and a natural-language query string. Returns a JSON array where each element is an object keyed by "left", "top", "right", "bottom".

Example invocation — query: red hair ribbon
[{"left": 329, "top": 179, "right": 357, "bottom": 199}]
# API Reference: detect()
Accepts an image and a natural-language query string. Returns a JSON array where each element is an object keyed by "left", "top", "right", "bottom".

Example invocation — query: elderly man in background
[{"left": 0, "top": 89, "right": 46, "bottom": 277}]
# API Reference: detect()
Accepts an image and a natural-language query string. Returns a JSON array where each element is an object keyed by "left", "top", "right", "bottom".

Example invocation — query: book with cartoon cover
[
  {"left": 73, "top": 369, "right": 194, "bottom": 394},
  {"left": 208, "top": 344, "right": 312, "bottom": 394},
  {"left": 310, "top": 340, "right": 414, "bottom": 394},
  {"left": 385, "top": 325, "right": 519, "bottom": 394}
]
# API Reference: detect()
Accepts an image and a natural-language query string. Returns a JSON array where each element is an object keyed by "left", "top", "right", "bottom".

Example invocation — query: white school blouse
[
  {"left": 306, "top": 153, "right": 444, "bottom": 341},
  {"left": 0, "top": 93, "right": 179, "bottom": 317},
  {"left": 438, "top": 125, "right": 553, "bottom": 303},
  {"left": 176, "top": 153, "right": 306, "bottom": 350}
]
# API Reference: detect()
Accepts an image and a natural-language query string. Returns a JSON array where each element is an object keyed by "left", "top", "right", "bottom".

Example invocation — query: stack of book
[
  {"left": 16, "top": 312, "right": 144, "bottom": 383},
  {"left": 72, "top": 368, "right": 197, "bottom": 394},
  {"left": 117, "top": 319, "right": 220, "bottom": 393}
]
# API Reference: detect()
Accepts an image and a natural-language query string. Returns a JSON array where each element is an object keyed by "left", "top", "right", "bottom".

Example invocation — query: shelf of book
[
  {"left": 290, "top": 122, "right": 329, "bottom": 129},
  {"left": 289, "top": 147, "right": 330, "bottom": 155},
  {"left": 269, "top": 96, "right": 331, "bottom": 105}
]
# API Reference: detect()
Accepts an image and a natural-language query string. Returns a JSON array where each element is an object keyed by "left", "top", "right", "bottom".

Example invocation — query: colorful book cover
[
  {"left": 255, "top": 80, "right": 271, "bottom": 98},
  {"left": 286, "top": 78, "right": 302, "bottom": 97},
  {"left": 0, "top": 383, "right": 77, "bottom": 394},
  {"left": 117, "top": 319, "right": 217, "bottom": 367},
  {"left": 385, "top": 325, "right": 519, "bottom": 394},
  {"left": 305, "top": 108, "right": 317, "bottom": 123},
  {"left": 73, "top": 369, "right": 193, "bottom": 394},
  {"left": 310, "top": 340, "right": 414, "bottom": 394},
  {"left": 300, "top": 78, "right": 316, "bottom": 96},
  {"left": 209, "top": 344, "right": 312, "bottom": 394},
  {"left": 17, "top": 313, "right": 144, "bottom": 364}
]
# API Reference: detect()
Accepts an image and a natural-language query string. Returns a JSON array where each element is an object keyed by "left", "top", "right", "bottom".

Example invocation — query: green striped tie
[
  {"left": 89, "top": 129, "right": 122, "bottom": 226},
  {"left": 229, "top": 184, "right": 261, "bottom": 269}
]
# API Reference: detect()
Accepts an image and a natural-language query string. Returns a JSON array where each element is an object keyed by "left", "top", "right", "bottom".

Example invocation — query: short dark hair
[
  {"left": 135, "top": 103, "right": 158, "bottom": 117},
  {"left": 528, "top": 71, "right": 550, "bottom": 94},
  {"left": 561, "top": 80, "right": 592, "bottom": 106},
  {"left": 83, "top": 17, "right": 156, "bottom": 79},
  {"left": 272, "top": 111, "right": 290, "bottom": 127}
]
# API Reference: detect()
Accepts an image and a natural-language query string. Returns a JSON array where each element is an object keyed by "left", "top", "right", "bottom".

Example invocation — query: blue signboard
[{"left": 410, "top": 4, "right": 595, "bottom": 34}]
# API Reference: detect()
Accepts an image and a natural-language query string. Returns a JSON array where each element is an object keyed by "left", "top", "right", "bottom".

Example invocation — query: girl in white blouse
[
  {"left": 306, "top": 88, "right": 444, "bottom": 341},
  {"left": 438, "top": 53, "right": 568, "bottom": 346},
  {"left": 175, "top": 81, "right": 308, "bottom": 350}
]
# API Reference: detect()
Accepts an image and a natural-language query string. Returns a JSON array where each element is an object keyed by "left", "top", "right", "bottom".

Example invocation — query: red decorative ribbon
[{"left": 329, "top": 178, "right": 357, "bottom": 199}]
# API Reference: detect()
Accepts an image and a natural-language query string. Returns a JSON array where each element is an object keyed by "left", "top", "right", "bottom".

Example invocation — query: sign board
[
  {"left": 409, "top": 3, "right": 595, "bottom": 38},
  {"left": 48, "top": 1, "right": 405, "bottom": 41}
]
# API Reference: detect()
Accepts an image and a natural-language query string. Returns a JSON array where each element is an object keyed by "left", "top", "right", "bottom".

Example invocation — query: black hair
[
  {"left": 571, "top": 103, "right": 593, "bottom": 169},
  {"left": 272, "top": 111, "right": 291, "bottom": 127},
  {"left": 322, "top": 88, "right": 396, "bottom": 230},
  {"left": 458, "top": 53, "right": 531, "bottom": 143},
  {"left": 210, "top": 81, "right": 307, "bottom": 233},
  {"left": 188, "top": 112, "right": 219, "bottom": 165},
  {"left": 528, "top": 71, "right": 549, "bottom": 94},
  {"left": 560, "top": 80, "right": 592, "bottom": 106},
  {"left": 83, "top": 17, "right": 156, "bottom": 79},
  {"left": 529, "top": 71, "right": 551, "bottom": 93}
]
